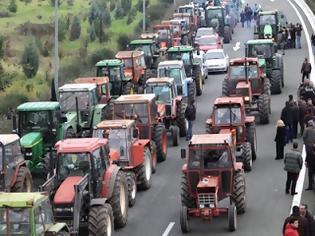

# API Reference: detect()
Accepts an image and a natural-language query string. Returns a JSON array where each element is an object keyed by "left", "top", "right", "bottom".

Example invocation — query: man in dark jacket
[
  {"left": 303, "top": 121, "right": 315, "bottom": 190},
  {"left": 281, "top": 101, "right": 294, "bottom": 143},
  {"left": 301, "top": 58, "right": 312, "bottom": 82},
  {"left": 283, "top": 206, "right": 309, "bottom": 236},
  {"left": 300, "top": 204, "right": 315, "bottom": 236},
  {"left": 284, "top": 142, "right": 303, "bottom": 195},
  {"left": 296, "top": 23, "right": 302, "bottom": 49},
  {"left": 298, "top": 97, "right": 307, "bottom": 136},
  {"left": 185, "top": 99, "right": 196, "bottom": 141}
]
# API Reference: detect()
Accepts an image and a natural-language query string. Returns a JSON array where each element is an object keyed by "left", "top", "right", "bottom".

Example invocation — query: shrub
[
  {"left": 0, "top": 36, "right": 5, "bottom": 59},
  {"left": 8, "top": 0, "right": 17, "bottom": 13},
  {"left": 121, "top": 0, "right": 132, "bottom": 15},
  {"left": 88, "top": 48, "right": 115, "bottom": 66},
  {"left": 59, "top": 16, "right": 69, "bottom": 41},
  {"left": 110, "top": 1, "right": 116, "bottom": 11},
  {"left": 0, "top": 93, "right": 28, "bottom": 114},
  {"left": 20, "top": 41, "right": 39, "bottom": 78},
  {"left": 115, "top": 5, "right": 124, "bottom": 19},
  {"left": 69, "top": 16, "right": 81, "bottom": 41},
  {"left": 89, "top": 22, "right": 96, "bottom": 42},
  {"left": 117, "top": 34, "right": 130, "bottom": 51}
]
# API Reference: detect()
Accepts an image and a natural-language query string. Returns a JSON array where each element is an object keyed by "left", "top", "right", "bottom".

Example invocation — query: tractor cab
[
  {"left": 167, "top": 46, "right": 195, "bottom": 77},
  {"left": 245, "top": 39, "right": 275, "bottom": 60},
  {"left": 173, "top": 13, "right": 195, "bottom": 32},
  {"left": 153, "top": 24, "right": 173, "bottom": 50}
]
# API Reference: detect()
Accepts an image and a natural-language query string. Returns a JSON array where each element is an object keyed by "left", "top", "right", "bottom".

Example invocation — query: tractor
[
  {"left": 222, "top": 57, "right": 271, "bottom": 124},
  {"left": 153, "top": 24, "right": 173, "bottom": 51},
  {"left": 94, "top": 119, "right": 157, "bottom": 207},
  {"left": 157, "top": 60, "right": 196, "bottom": 102},
  {"left": 177, "top": 4, "right": 200, "bottom": 30},
  {"left": 245, "top": 39, "right": 284, "bottom": 94},
  {"left": 180, "top": 133, "right": 246, "bottom": 233},
  {"left": 144, "top": 77, "right": 187, "bottom": 145},
  {"left": 40, "top": 138, "right": 128, "bottom": 233},
  {"left": 167, "top": 46, "right": 204, "bottom": 96},
  {"left": 205, "top": 6, "right": 232, "bottom": 43},
  {"left": 0, "top": 134, "right": 32, "bottom": 192},
  {"left": 95, "top": 59, "right": 134, "bottom": 98},
  {"left": 206, "top": 97, "right": 257, "bottom": 171},
  {"left": 161, "top": 19, "right": 191, "bottom": 46},
  {"left": 113, "top": 94, "right": 168, "bottom": 162},
  {"left": 58, "top": 83, "right": 112, "bottom": 138},
  {"left": 0, "top": 192, "right": 70, "bottom": 236}
]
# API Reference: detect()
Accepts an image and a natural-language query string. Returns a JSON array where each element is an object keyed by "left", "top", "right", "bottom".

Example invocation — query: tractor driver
[{"left": 216, "top": 108, "right": 231, "bottom": 124}]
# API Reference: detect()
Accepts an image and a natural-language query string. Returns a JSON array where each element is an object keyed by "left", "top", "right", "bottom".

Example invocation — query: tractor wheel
[
  {"left": 231, "top": 170, "right": 246, "bottom": 214},
  {"left": 42, "top": 152, "right": 56, "bottom": 180},
  {"left": 56, "top": 231, "right": 70, "bottom": 236},
  {"left": 122, "top": 82, "right": 133, "bottom": 95},
  {"left": 64, "top": 128, "right": 75, "bottom": 138},
  {"left": 108, "top": 170, "right": 128, "bottom": 228},
  {"left": 223, "top": 26, "right": 231, "bottom": 43},
  {"left": 153, "top": 123, "right": 167, "bottom": 162},
  {"left": 242, "top": 142, "right": 252, "bottom": 172},
  {"left": 150, "top": 141, "right": 157, "bottom": 174},
  {"left": 222, "top": 79, "right": 228, "bottom": 96},
  {"left": 228, "top": 203, "right": 237, "bottom": 231},
  {"left": 245, "top": 123, "right": 257, "bottom": 161},
  {"left": 188, "top": 82, "right": 196, "bottom": 102},
  {"left": 137, "top": 147, "right": 152, "bottom": 190},
  {"left": 263, "top": 78, "right": 271, "bottom": 95},
  {"left": 270, "top": 69, "right": 282, "bottom": 94},
  {"left": 258, "top": 94, "right": 270, "bottom": 124},
  {"left": 206, "top": 122, "right": 211, "bottom": 134},
  {"left": 170, "top": 125, "right": 179, "bottom": 146},
  {"left": 125, "top": 171, "right": 137, "bottom": 207},
  {"left": 11, "top": 166, "right": 32, "bottom": 192},
  {"left": 180, "top": 205, "right": 191, "bottom": 233},
  {"left": 102, "top": 103, "right": 114, "bottom": 120},
  {"left": 176, "top": 102, "right": 187, "bottom": 137},
  {"left": 88, "top": 204, "right": 114, "bottom": 236},
  {"left": 194, "top": 68, "right": 203, "bottom": 96},
  {"left": 181, "top": 174, "right": 196, "bottom": 208}
]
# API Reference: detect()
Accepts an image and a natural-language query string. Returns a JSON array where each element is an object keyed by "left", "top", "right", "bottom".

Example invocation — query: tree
[
  {"left": 8, "top": 0, "right": 17, "bottom": 13},
  {"left": 0, "top": 36, "right": 5, "bottom": 59},
  {"left": 121, "top": 0, "right": 132, "bottom": 15},
  {"left": 58, "top": 16, "right": 69, "bottom": 41},
  {"left": 69, "top": 16, "right": 81, "bottom": 41},
  {"left": 21, "top": 41, "right": 39, "bottom": 78},
  {"left": 89, "top": 22, "right": 96, "bottom": 42}
]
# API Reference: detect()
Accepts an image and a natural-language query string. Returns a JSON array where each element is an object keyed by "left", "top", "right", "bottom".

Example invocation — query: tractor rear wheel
[
  {"left": 109, "top": 170, "right": 128, "bottom": 228},
  {"left": 125, "top": 171, "right": 137, "bottom": 207},
  {"left": 258, "top": 94, "right": 270, "bottom": 124},
  {"left": 263, "top": 78, "right": 271, "bottom": 95},
  {"left": 242, "top": 142, "right": 252, "bottom": 172},
  {"left": 137, "top": 147, "right": 152, "bottom": 190},
  {"left": 194, "top": 68, "right": 203, "bottom": 96},
  {"left": 11, "top": 166, "right": 32, "bottom": 192},
  {"left": 176, "top": 102, "right": 187, "bottom": 137},
  {"left": 122, "top": 82, "right": 133, "bottom": 95},
  {"left": 180, "top": 205, "right": 191, "bottom": 233},
  {"left": 270, "top": 69, "right": 282, "bottom": 94},
  {"left": 150, "top": 141, "right": 157, "bottom": 174},
  {"left": 245, "top": 123, "right": 257, "bottom": 160},
  {"left": 56, "top": 231, "right": 70, "bottom": 236},
  {"left": 222, "top": 79, "right": 228, "bottom": 96},
  {"left": 228, "top": 203, "right": 237, "bottom": 231},
  {"left": 181, "top": 174, "right": 196, "bottom": 208},
  {"left": 88, "top": 204, "right": 114, "bottom": 236},
  {"left": 223, "top": 26, "right": 231, "bottom": 43},
  {"left": 231, "top": 170, "right": 246, "bottom": 214},
  {"left": 153, "top": 123, "right": 167, "bottom": 162},
  {"left": 188, "top": 82, "right": 196, "bottom": 101},
  {"left": 170, "top": 125, "right": 179, "bottom": 146}
]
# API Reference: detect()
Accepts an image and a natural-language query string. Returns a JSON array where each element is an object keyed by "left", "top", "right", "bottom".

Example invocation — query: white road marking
[
  {"left": 162, "top": 222, "right": 175, "bottom": 236},
  {"left": 233, "top": 41, "right": 241, "bottom": 51},
  {"left": 270, "top": 0, "right": 275, "bottom": 2}
]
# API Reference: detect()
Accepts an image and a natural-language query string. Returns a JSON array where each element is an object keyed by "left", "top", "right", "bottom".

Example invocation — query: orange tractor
[
  {"left": 180, "top": 133, "right": 246, "bottom": 232},
  {"left": 94, "top": 119, "right": 156, "bottom": 207},
  {"left": 153, "top": 24, "right": 173, "bottom": 50},
  {"left": 113, "top": 94, "right": 168, "bottom": 162},
  {"left": 206, "top": 97, "right": 257, "bottom": 171},
  {"left": 40, "top": 138, "right": 129, "bottom": 234},
  {"left": 222, "top": 57, "right": 271, "bottom": 124}
]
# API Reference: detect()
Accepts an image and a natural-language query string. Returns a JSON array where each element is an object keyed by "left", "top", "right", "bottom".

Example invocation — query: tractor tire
[
  {"left": 245, "top": 123, "right": 257, "bottom": 161},
  {"left": 137, "top": 147, "right": 152, "bottom": 190},
  {"left": 150, "top": 141, "right": 157, "bottom": 174},
  {"left": 231, "top": 170, "right": 246, "bottom": 214},
  {"left": 223, "top": 26, "right": 231, "bottom": 43},
  {"left": 263, "top": 78, "right": 271, "bottom": 95},
  {"left": 206, "top": 122, "right": 211, "bottom": 134},
  {"left": 180, "top": 205, "right": 191, "bottom": 233},
  {"left": 176, "top": 102, "right": 187, "bottom": 137},
  {"left": 122, "top": 82, "right": 133, "bottom": 95},
  {"left": 108, "top": 170, "right": 128, "bottom": 229},
  {"left": 222, "top": 79, "right": 228, "bottom": 96},
  {"left": 125, "top": 171, "right": 137, "bottom": 207},
  {"left": 103, "top": 103, "right": 114, "bottom": 120},
  {"left": 228, "top": 203, "right": 237, "bottom": 231},
  {"left": 57, "top": 231, "right": 70, "bottom": 236},
  {"left": 11, "top": 166, "right": 32, "bottom": 192},
  {"left": 153, "top": 123, "right": 167, "bottom": 162},
  {"left": 258, "top": 94, "right": 270, "bottom": 124},
  {"left": 170, "top": 125, "right": 179, "bottom": 146},
  {"left": 64, "top": 128, "right": 75, "bottom": 138},
  {"left": 188, "top": 82, "right": 196, "bottom": 102},
  {"left": 270, "top": 69, "right": 282, "bottom": 94},
  {"left": 195, "top": 72, "right": 203, "bottom": 96},
  {"left": 242, "top": 142, "right": 252, "bottom": 172},
  {"left": 88, "top": 204, "right": 114, "bottom": 236},
  {"left": 181, "top": 174, "right": 196, "bottom": 208},
  {"left": 42, "top": 152, "right": 55, "bottom": 180}
]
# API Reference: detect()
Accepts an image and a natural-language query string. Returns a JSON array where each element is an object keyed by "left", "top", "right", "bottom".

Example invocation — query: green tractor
[
  {"left": 0, "top": 192, "right": 70, "bottom": 236},
  {"left": 245, "top": 39, "right": 284, "bottom": 94},
  {"left": 167, "top": 46, "right": 204, "bottom": 96},
  {"left": 95, "top": 59, "right": 134, "bottom": 98}
]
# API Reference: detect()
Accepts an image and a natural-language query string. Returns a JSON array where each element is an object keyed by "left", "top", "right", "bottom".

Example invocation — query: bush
[
  {"left": 0, "top": 93, "right": 28, "bottom": 114},
  {"left": 8, "top": 0, "right": 17, "bottom": 13},
  {"left": 20, "top": 41, "right": 39, "bottom": 78},
  {"left": 88, "top": 48, "right": 115, "bottom": 66},
  {"left": 59, "top": 16, "right": 69, "bottom": 41},
  {"left": 121, "top": 0, "right": 132, "bottom": 15},
  {"left": 117, "top": 34, "right": 130, "bottom": 51},
  {"left": 0, "top": 36, "right": 5, "bottom": 59},
  {"left": 110, "top": 1, "right": 116, "bottom": 11},
  {"left": 89, "top": 22, "right": 96, "bottom": 42},
  {"left": 49, "top": 0, "right": 61, "bottom": 7},
  {"left": 147, "top": 4, "right": 163, "bottom": 22},
  {"left": 69, "top": 16, "right": 81, "bottom": 41},
  {"left": 115, "top": 5, "right": 124, "bottom": 19}
]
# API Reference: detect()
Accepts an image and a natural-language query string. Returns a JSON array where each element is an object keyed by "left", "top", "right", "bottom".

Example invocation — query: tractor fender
[
  {"left": 10, "top": 161, "right": 27, "bottom": 187},
  {"left": 47, "top": 222, "right": 70, "bottom": 233},
  {"left": 131, "top": 140, "right": 148, "bottom": 166},
  {"left": 101, "top": 165, "right": 121, "bottom": 199},
  {"left": 93, "top": 104, "right": 106, "bottom": 126},
  {"left": 245, "top": 116, "right": 255, "bottom": 124},
  {"left": 90, "top": 198, "right": 108, "bottom": 206}
]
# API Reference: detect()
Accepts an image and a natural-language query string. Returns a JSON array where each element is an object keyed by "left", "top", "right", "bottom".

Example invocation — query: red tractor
[
  {"left": 222, "top": 57, "right": 271, "bottom": 124},
  {"left": 206, "top": 97, "right": 257, "bottom": 171},
  {"left": 40, "top": 138, "right": 129, "bottom": 234},
  {"left": 153, "top": 24, "right": 173, "bottom": 50},
  {"left": 94, "top": 119, "right": 156, "bottom": 207},
  {"left": 180, "top": 133, "right": 246, "bottom": 233},
  {"left": 113, "top": 94, "right": 168, "bottom": 162}
]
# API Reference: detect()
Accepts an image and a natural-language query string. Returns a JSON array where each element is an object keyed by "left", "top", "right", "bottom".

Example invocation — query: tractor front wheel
[
  {"left": 263, "top": 78, "right": 271, "bottom": 95},
  {"left": 245, "top": 123, "right": 257, "bottom": 160},
  {"left": 228, "top": 203, "right": 237, "bottom": 231},
  {"left": 150, "top": 141, "right": 157, "bottom": 174},
  {"left": 242, "top": 142, "right": 252, "bottom": 172},
  {"left": 56, "top": 230, "right": 70, "bottom": 236},
  {"left": 188, "top": 82, "right": 196, "bottom": 102},
  {"left": 258, "top": 94, "right": 270, "bottom": 124},
  {"left": 125, "top": 171, "right": 137, "bottom": 207},
  {"left": 176, "top": 102, "right": 187, "bottom": 137},
  {"left": 137, "top": 147, "right": 152, "bottom": 190},
  {"left": 88, "top": 204, "right": 114, "bottom": 236},
  {"left": 170, "top": 125, "right": 179, "bottom": 146},
  {"left": 223, "top": 26, "right": 231, "bottom": 43},
  {"left": 222, "top": 79, "right": 228, "bottom": 96},
  {"left": 270, "top": 69, "right": 282, "bottom": 94},
  {"left": 153, "top": 123, "right": 167, "bottom": 162},
  {"left": 180, "top": 205, "right": 191, "bottom": 233},
  {"left": 195, "top": 70, "right": 203, "bottom": 96},
  {"left": 11, "top": 166, "right": 32, "bottom": 192},
  {"left": 231, "top": 170, "right": 246, "bottom": 214},
  {"left": 181, "top": 174, "right": 196, "bottom": 208}
]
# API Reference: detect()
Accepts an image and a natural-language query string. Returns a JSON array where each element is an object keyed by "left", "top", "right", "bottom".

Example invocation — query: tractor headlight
[
  {"left": 200, "top": 204, "right": 205, "bottom": 209},
  {"left": 244, "top": 96, "right": 250, "bottom": 102},
  {"left": 209, "top": 203, "right": 215, "bottom": 208}
]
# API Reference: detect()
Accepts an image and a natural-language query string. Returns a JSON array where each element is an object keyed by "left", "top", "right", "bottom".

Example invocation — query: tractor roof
[
  {"left": 95, "top": 59, "right": 123, "bottom": 67},
  {"left": 0, "top": 134, "right": 19, "bottom": 146},
  {"left": 190, "top": 134, "right": 232, "bottom": 145},
  {"left": 178, "top": 4, "right": 194, "bottom": 9},
  {"left": 17, "top": 102, "right": 60, "bottom": 112},
  {"left": 59, "top": 83, "right": 96, "bottom": 92},
  {"left": 74, "top": 77, "right": 109, "bottom": 85},
  {"left": 153, "top": 24, "right": 171, "bottom": 29},
  {"left": 130, "top": 39, "right": 154, "bottom": 45},
  {"left": 116, "top": 51, "right": 144, "bottom": 59},
  {"left": 55, "top": 138, "right": 108, "bottom": 153},
  {"left": 173, "top": 13, "right": 192, "bottom": 17},
  {"left": 168, "top": 46, "right": 194, "bottom": 52},
  {"left": 214, "top": 97, "right": 244, "bottom": 106},
  {"left": 161, "top": 20, "right": 171, "bottom": 25},
  {"left": 230, "top": 57, "right": 258, "bottom": 65},
  {"left": 146, "top": 77, "right": 174, "bottom": 85},
  {"left": 0, "top": 192, "right": 46, "bottom": 208},
  {"left": 158, "top": 60, "right": 184, "bottom": 67},
  {"left": 246, "top": 39, "right": 273, "bottom": 45},
  {"left": 206, "top": 6, "right": 223, "bottom": 10},
  {"left": 114, "top": 94, "right": 155, "bottom": 104},
  {"left": 96, "top": 119, "right": 135, "bottom": 129},
  {"left": 140, "top": 33, "right": 158, "bottom": 39}
]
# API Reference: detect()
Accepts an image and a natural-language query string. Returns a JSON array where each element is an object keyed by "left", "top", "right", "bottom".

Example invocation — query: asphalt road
[{"left": 113, "top": 0, "right": 314, "bottom": 236}]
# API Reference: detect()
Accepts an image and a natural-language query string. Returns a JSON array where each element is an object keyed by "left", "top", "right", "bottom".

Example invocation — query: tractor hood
[
  {"left": 20, "top": 132, "right": 42, "bottom": 148},
  {"left": 53, "top": 176, "right": 83, "bottom": 205},
  {"left": 197, "top": 176, "right": 219, "bottom": 189},
  {"left": 263, "top": 25, "right": 273, "bottom": 39}
]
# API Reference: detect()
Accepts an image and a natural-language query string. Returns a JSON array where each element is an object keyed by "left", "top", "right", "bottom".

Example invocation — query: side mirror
[
  {"left": 181, "top": 148, "right": 186, "bottom": 159},
  {"left": 12, "top": 115, "right": 17, "bottom": 133},
  {"left": 133, "top": 128, "right": 139, "bottom": 138}
]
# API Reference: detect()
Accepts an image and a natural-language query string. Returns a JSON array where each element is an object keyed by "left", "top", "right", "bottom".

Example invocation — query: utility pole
[
  {"left": 53, "top": 0, "right": 59, "bottom": 100},
  {"left": 142, "top": 0, "right": 146, "bottom": 32}
]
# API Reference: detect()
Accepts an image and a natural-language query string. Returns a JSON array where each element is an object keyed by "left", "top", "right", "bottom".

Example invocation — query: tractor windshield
[
  {"left": 259, "top": 14, "right": 276, "bottom": 25},
  {"left": 18, "top": 111, "right": 50, "bottom": 133},
  {"left": 59, "top": 91, "right": 90, "bottom": 111},
  {"left": 158, "top": 29, "right": 170, "bottom": 40},
  {"left": 145, "top": 85, "right": 171, "bottom": 104},
  {"left": 108, "top": 129, "right": 128, "bottom": 160},
  {"left": 57, "top": 153, "right": 90, "bottom": 181},
  {"left": 248, "top": 44, "right": 272, "bottom": 58},
  {"left": 214, "top": 107, "right": 242, "bottom": 125},
  {"left": 178, "top": 7, "right": 193, "bottom": 14},
  {"left": 34, "top": 199, "right": 54, "bottom": 235},
  {"left": 114, "top": 103, "right": 149, "bottom": 124},
  {"left": 158, "top": 68, "right": 182, "bottom": 85},
  {"left": 168, "top": 52, "right": 191, "bottom": 65},
  {"left": 230, "top": 65, "right": 258, "bottom": 79},
  {"left": 3, "top": 141, "right": 24, "bottom": 169},
  {"left": 206, "top": 9, "right": 222, "bottom": 20},
  {"left": 121, "top": 58, "right": 133, "bottom": 68},
  {"left": 97, "top": 66, "right": 122, "bottom": 83},
  {"left": 0, "top": 207, "right": 31, "bottom": 235},
  {"left": 198, "top": 37, "right": 217, "bottom": 46},
  {"left": 132, "top": 45, "right": 151, "bottom": 57}
]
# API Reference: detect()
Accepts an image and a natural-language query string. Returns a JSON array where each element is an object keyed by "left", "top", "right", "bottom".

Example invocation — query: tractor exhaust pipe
[{"left": 75, "top": 97, "right": 80, "bottom": 133}]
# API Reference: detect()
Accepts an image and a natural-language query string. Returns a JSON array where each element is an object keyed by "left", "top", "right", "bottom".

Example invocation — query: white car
[
  {"left": 204, "top": 49, "right": 229, "bottom": 73},
  {"left": 194, "top": 27, "right": 215, "bottom": 46}
]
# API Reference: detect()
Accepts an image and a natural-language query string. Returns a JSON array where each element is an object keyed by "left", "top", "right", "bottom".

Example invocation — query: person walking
[
  {"left": 281, "top": 101, "right": 294, "bottom": 143},
  {"left": 296, "top": 23, "right": 303, "bottom": 49},
  {"left": 301, "top": 58, "right": 312, "bottom": 82},
  {"left": 185, "top": 99, "right": 196, "bottom": 141},
  {"left": 311, "top": 33, "right": 315, "bottom": 54},
  {"left": 275, "top": 120, "right": 286, "bottom": 160},
  {"left": 283, "top": 206, "right": 309, "bottom": 236},
  {"left": 284, "top": 218, "right": 300, "bottom": 236},
  {"left": 244, "top": 4, "right": 252, "bottom": 28},
  {"left": 284, "top": 142, "right": 303, "bottom": 195},
  {"left": 303, "top": 121, "right": 315, "bottom": 190},
  {"left": 300, "top": 204, "right": 315, "bottom": 236},
  {"left": 290, "top": 23, "right": 297, "bottom": 49},
  {"left": 240, "top": 9, "right": 245, "bottom": 28},
  {"left": 298, "top": 97, "right": 307, "bottom": 136}
]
